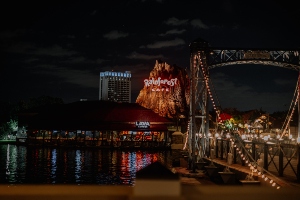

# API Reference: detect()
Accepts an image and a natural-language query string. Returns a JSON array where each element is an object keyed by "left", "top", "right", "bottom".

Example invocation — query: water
[{"left": 0, "top": 144, "right": 172, "bottom": 185}]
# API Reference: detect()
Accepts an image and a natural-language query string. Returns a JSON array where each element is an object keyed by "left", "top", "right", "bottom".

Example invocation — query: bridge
[{"left": 185, "top": 38, "right": 300, "bottom": 187}]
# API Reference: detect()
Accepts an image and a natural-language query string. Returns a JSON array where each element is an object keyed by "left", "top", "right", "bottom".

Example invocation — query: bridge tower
[
  {"left": 189, "top": 38, "right": 211, "bottom": 172},
  {"left": 188, "top": 37, "right": 300, "bottom": 172}
]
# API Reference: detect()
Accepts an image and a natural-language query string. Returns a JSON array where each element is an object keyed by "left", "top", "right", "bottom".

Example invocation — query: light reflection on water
[{"left": 0, "top": 144, "right": 172, "bottom": 185}]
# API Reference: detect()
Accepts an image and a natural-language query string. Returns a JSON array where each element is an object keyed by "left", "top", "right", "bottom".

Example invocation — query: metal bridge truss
[
  {"left": 207, "top": 49, "right": 300, "bottom": 70},
  {"left": 188, "top": 38, "right": 300, "bottom": 172}
]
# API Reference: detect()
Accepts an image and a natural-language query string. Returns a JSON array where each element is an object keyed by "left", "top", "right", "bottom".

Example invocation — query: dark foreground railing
[{"left": 212, "top": 135, "right": 300, "bottom": 182}]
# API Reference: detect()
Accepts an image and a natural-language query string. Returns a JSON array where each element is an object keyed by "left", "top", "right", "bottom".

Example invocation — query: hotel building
[{"left": 99, "top": 71, "right": 131, "bottom": 103}]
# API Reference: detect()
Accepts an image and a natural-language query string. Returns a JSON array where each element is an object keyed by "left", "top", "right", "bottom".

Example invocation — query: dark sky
[{"left": 1, "top": 0, "right": 300, "bottom": 113}]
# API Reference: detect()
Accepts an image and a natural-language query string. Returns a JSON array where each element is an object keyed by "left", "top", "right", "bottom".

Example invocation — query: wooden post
[
  {"left": 220, "top": 139, "right": 224, "bottom": 160},
  {"left": 233, "top": 145, "right": 237, "bottom": 164},
  {"left": 101, "top": 131, "right": 104, "bottom": 146},
  {"left": 215, "top": 139, "right": 219, "bottom": 159},
  {"left": 110, "top": 131, "right": 113, "bottom": 147},
  {"left": 279, "top": 144, "right": 283, "bottom": 176},
  {"left": 263, "top": 142, "right": 268, "bottom": 171},
  {"left": 226, "top": 139, "right": 229, "bottom": 158},
  {"left": 208, "top": 137, "right": 211, "bottom": 159},
  {"left": 42, "top": 130, "right": 45, "bottom": 145}
]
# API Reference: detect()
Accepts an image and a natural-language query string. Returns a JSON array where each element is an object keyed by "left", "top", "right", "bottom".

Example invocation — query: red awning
[{"left": 218, "top": 113, "right": 232, "bottom": 122}]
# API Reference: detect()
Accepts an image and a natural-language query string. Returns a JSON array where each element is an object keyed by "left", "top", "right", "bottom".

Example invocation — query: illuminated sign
[
  {"left": 144, "top": 77, "right": 177, "bottom": 92},
  {"left": 144, "top": 77, "right": 178, "bottom": 87},
  {"left": 244, "top": 51, "right": 270, "bottom": 59},
  {"left": 135, "top": 121, "right": 150, "bottom": 129},
  {"left": 151, "top": 88, "right": 169, "bottom": 92}
]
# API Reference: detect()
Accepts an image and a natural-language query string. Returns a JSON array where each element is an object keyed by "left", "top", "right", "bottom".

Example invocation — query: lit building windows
[{"left": 99, "top": 71, "right": 131, "bottom": 103}]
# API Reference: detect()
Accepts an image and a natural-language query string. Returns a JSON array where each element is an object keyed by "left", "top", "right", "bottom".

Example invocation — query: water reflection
[
  {"left": 51, "top": 149, "right": 57, "bottom": 181},
  {"left": 0, "top": 144, "right": 171, "bottom": 185}
]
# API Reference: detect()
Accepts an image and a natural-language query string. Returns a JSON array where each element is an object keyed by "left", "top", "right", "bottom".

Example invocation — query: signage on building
[
  {"left": 144, "top": 77, "right": 178, "bottom": 92},
  {"left": 244, "top": 51, "right": 270, "bottom": 59},
  {"left": 135, "top": 121, "right": 150, "bottom": 128}
]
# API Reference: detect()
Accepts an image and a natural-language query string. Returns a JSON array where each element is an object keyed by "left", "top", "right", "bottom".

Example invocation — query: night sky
[{"left": 1, "top": 0, "right": 300, "bottom": 113}]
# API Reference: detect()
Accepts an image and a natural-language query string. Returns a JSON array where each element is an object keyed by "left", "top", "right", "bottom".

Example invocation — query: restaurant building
[{"left": 18, "top": 100, "right": 173, "bottom": 149}]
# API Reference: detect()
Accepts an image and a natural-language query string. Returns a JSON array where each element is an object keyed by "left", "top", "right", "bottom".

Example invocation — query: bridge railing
[{"left": 211, "top": 134, "right": 300, "bottom": 182}]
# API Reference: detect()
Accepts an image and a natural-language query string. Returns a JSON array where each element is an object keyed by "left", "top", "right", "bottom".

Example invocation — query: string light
[
  {"left": 198, "top": 56, "right": 220, "bottom": 115},
  {"left": 183, "top": 120, "right": 190, "bottom": 150},
  {"left": 198, "top": 55, "right": 286, "bottom": 189},
  {"left": 280, "top": 79, "right": 299, "bottom": 139},
  {"left": 264, "top": 177, "right": 268, "bottom": 181},
  {"left": 255, "top": 170, "right": 281, "bottom": 189}
]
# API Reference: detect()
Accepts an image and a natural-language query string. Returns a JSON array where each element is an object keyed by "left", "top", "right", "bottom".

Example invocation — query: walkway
[{"left": 173, "top": 157, "right": 300, "bottom": 189}]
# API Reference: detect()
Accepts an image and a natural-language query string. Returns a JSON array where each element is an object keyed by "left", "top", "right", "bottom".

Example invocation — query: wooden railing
[{"left": 212, "top": 135, "right": 300, "bottom": 182}]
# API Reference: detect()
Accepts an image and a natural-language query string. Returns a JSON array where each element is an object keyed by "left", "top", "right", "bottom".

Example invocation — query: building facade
[
  {"left": 18, "top": 101, "right": 173, "bottom": 149},
  {"left": 99, "top": 71, "right": 131, "bottom": 103}
]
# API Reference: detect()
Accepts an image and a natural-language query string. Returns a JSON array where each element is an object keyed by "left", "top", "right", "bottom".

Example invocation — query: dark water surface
[{"left": 0, "top": 144, "right": 172, "bottom": 185}]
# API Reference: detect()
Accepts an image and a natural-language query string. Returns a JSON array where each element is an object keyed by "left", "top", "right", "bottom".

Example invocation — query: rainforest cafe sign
[
  {"left": 144, "top": 77, "right": 178, "bottom": 91},
  {"left": 135, "top": 121, "right": 150, "bottom": 129}
]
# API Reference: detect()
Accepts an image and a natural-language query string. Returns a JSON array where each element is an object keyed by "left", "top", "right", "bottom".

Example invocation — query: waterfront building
[
  {"left": 18, "top": 100, "right": 173, "bottom": 148},
  {"left": 99, "top": 71, "right": 131, "bottom": 103}
]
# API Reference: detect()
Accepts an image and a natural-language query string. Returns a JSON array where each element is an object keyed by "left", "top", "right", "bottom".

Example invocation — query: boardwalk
[
  {"left": 207, "top": 137, "right": 300, "bottom": 187},
  {"left": 207, "top": 157, "right": 300, "bottom": 188},
  {"left": 173, "top": 154, "right": 300, "bottom": 189}
]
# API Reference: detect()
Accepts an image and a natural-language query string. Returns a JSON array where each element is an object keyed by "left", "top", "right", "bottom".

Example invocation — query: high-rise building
[{"left": 99, "top": 71, "right": 131, "bottom": 103}]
